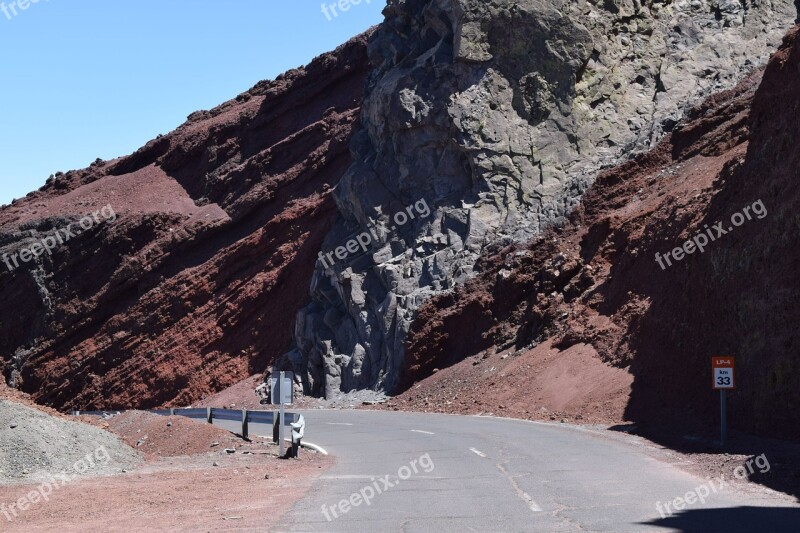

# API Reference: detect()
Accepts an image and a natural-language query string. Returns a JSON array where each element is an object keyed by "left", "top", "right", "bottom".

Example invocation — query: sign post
[
  {"left": 712, "top": 357, "right": 735, "bottom": 445},
  {"left": 270, "top": 371, "right": 294, "bottom": 457},
  {"left": 279, "top": 388, "right": 285, "bottom": 458}
]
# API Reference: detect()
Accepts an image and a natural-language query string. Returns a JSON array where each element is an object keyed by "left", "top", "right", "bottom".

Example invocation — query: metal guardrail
[{"left": 73, "top": 407, "right": 298, "bottom": 441}]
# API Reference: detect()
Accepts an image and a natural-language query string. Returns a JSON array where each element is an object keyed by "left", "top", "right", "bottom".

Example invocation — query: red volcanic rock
[
  {"left": 0, "top": 32, "right": 373, "bottom": 411},
  {"left": 401, "top": 27, "right": 800, "bottom": 441}
]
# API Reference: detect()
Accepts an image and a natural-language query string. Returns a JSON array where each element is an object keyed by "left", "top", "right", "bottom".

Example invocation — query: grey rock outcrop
[{"left": 284, "top": 0, "right": 796, "bottom": 397}]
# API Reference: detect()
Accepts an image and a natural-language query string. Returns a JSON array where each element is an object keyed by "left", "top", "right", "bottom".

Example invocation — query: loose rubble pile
[{"left": 0, "top": 399, "right": 140, "bottom": 485}]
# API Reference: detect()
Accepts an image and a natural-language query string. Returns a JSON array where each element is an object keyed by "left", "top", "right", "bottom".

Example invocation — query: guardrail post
[
  {"left": 241, "top": 409, "right": 249, "bottom": 439},
  {"left": 73, "top": 410, "right": 80, "bottom": 416},
  {"left": 279, "top": 401, "right": 286, "bottom": 458},
  {"left": 207, "top": 407, "right": 213, "bottom": 424},
  {"left": 169, "top": 408, "right": 175, "bottom": 416},
  {"left": 273, "top": 410, "right": 279, "bottom": 444}
]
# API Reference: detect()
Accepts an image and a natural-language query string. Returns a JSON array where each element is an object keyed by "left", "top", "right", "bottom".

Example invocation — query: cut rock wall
[{"left": 288, "top": 0, "right": 796, "bottom": 397}]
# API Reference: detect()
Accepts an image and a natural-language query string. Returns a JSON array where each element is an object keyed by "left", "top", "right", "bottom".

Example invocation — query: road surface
[{"left": 258, "top": 410, "right": 798, "bottom": 532}]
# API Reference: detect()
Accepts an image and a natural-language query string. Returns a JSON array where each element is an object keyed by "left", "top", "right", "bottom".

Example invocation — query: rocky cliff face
[
  {"left": 289, "top": 0, "right": 796, "bottom": 397},
  {"left": 0, "top": 34, "right": 372, "bottom": 410},
  {"left": 398, "top": 24, "right": 800, "bottom": 441}
]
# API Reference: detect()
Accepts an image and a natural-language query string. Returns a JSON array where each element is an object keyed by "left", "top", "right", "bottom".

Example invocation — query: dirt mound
[
  {"left": 103, "top": 411, "right": 251, "bottom": 458},
  {"left": 0, "top": 31, "right": 373, "bottom": 411},
  {"left": 400, "top": 26, "right": 800, "bottom": 442},
  {"left": 390, "top": 341, "right": 631, "bottom": 424},
  {"left": 0, "top": 400, "right": 140, "bottom": 485},
  {"left": 195, "top": 374, "right": 265, "bottom": 410}
]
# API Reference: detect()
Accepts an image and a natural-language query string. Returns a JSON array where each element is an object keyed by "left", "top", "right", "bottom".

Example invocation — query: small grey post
[
  {"left": 207, "top": 407, "right": 212, "bottom": 424},
  {"left": 279, "top": 371, "right": 286, "bottom": 458},
  {"left": 169, "top": 407, "right": 175, "bottom": 416},
  {"left": 241, "top": 409, "right": 249, "bottom": 439},
  {"left": 720, "top": 389, "right": 727, "bottom": 445}
]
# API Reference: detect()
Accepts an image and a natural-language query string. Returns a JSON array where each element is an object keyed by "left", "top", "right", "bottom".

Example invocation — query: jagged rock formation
[
  {"left": 289, "top": 0, "right": 796, "bottom": 397},
  {"left": 398, "top": 24, "right": 800, "bottom": 441},
  {"left": 0, "top": 33, "right": 373, "bottom": 410}
]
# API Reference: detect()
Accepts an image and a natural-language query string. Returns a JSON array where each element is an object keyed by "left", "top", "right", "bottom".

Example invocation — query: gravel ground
[
  {"left": 0, "top": 399, "right": 141, "bottom": 485},
  {"left": 293, "top": 389, "right": 389, "bottom": 409},
  {"left": 0, "top": 449, "right": 332, "bottom": 532}
]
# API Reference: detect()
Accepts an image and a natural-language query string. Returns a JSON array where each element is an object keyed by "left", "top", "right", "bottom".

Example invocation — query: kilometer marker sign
[
  {"left": 712, "top": 356, "right": 735, "bottom": 389},
  {"left": 712, "top": 356, "right": 734, "bottom": 445}
]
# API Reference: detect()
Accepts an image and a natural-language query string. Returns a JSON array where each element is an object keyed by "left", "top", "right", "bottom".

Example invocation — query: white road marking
[
  {"left": 326, "top": 422, "right": 354, "bottom": 426},
  {"left": 470, "top": 447, "right": 487, "bottom": 458},
  {"left": 410, "top": 429, "right": 435, "bottom": 435},
  {"left": 497, "top": 463, "right": 543, "bottom": 513},
  {"left": 298, "top": 440, "right": 328, "bottom": 455},
  {"left": 255, "top": 437, "right": 328, "bottom": 455},
  {"left": 321, "top": 475, "right": 443, "bottom": 480},
  {"left": 520, "top": 492, "right": 543, "bottom": 512},
  {"left": 321, "top": 475, "right": 381, "bottom": 480}
]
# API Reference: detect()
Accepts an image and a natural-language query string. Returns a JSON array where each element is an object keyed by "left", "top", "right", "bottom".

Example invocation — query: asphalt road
[{"left": 262, "top": 410, "right": 798, "bottom": 533}]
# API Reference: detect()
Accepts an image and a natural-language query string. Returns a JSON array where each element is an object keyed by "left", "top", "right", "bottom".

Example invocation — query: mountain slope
[
  {"left": 287, "top": 0, "right": 796, "bottom": 397},
  {"left": 0, "top": 33, "right": 373, "bottom": 410}
]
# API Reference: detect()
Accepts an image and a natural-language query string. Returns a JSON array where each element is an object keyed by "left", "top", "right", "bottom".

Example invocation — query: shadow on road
[
  {"left": 608, "top": 423, "right": 800, "bottom": 501},
  {"left": 640, "top": 506, "right": 800, "bottom": 532}
]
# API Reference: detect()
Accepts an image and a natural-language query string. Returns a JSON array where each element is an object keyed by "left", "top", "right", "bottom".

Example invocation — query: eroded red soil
[
  {"left": 0, "top": 450, "right": 332, "bottom": 533},
  {"left": 0, "top": 33, "right": 374, "bottom": 411}
]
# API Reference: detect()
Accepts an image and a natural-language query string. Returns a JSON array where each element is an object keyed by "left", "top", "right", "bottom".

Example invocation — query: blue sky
[{"left": 0, "top": 0, "right": 385, "bottom": 205}]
